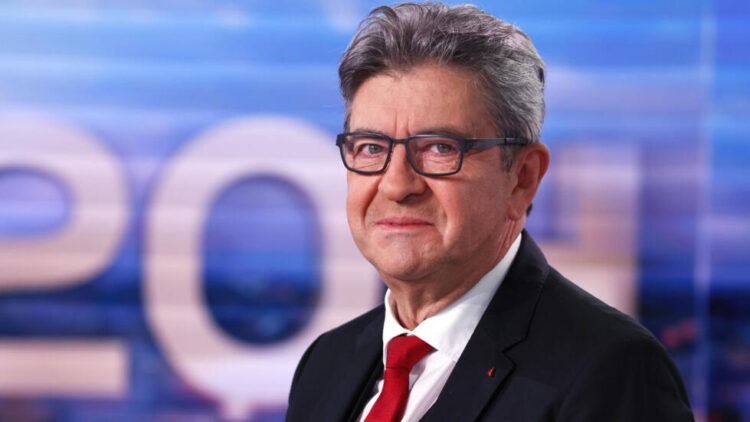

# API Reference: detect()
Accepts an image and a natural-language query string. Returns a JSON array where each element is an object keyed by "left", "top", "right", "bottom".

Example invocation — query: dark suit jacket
[{"left": 287, "top": 233, "right": 693, "bottom": 421}]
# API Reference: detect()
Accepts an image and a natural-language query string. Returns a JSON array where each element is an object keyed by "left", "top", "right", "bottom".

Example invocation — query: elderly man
[{"left": 287, "top": 3, "right": 693, "bottom": 421}]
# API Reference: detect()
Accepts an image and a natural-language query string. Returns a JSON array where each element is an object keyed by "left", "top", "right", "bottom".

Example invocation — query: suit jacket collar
[{"left": 421, "top": 230, "right": 549, "bottom": 421}]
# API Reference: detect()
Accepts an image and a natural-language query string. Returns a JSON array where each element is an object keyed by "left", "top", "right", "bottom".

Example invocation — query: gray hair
[{"left": 339, "top": 2, "right": 545, "bottom": 169}]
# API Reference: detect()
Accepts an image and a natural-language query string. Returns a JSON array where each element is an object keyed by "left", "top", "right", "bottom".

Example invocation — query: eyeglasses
[{"left": 336, "top": 132, "right": 530, "bottom": 176}]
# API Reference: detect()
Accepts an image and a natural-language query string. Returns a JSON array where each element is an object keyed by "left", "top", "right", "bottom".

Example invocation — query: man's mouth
[{"left": 375, "top": 217, "right": 432, "bottom": 228}]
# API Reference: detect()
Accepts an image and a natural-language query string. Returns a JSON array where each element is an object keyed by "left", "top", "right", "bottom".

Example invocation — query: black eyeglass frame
[{"left": 335, "top": 131, "right": 531, "bottom": 176}]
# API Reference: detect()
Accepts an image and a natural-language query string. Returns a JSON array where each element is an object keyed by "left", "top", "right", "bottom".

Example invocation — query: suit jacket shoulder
[
  {"left": 496, "top": 266, "right": 693, "bottom": 421},
  {"left": 421, "top": 233, "right": 693, "bottom": 421}
]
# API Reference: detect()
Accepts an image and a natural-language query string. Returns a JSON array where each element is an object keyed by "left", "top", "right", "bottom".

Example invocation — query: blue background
[{"left": 0, "top": 0, "right": 748, "bottom": 420}]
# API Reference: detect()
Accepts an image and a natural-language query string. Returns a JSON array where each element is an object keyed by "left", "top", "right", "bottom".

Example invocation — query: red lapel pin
[{"left": 487, "top": 367, "right": 495, "bottom": 377}]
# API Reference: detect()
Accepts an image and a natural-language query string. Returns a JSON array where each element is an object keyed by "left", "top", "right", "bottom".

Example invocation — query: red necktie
[{"left": 365, "top": 335, "right": 433, "bottom": 422}]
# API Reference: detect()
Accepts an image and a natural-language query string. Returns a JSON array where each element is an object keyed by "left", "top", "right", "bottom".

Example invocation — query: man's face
[{"left": 346, "top": 64, "right": 518, "bottom": 286}]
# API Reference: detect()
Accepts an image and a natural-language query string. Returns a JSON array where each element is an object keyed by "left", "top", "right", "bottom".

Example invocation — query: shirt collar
[{"left": 381, "top": 233, "right": 522, "bottom": 362}]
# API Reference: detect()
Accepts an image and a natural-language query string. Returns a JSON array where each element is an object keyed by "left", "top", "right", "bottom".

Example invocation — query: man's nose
[{"left": 378, "top": 144, "right": 427, "bottom": 201}]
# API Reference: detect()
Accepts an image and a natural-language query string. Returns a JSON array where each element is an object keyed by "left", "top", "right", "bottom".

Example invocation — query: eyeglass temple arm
[{"left": 466, "top": 138, "right": 530, "bottom": 150}]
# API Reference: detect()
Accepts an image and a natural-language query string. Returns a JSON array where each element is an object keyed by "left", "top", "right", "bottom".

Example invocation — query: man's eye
[
  {"left": 358, "top": 143, "right": 386, "bottom": 155},
  {"left": 429, "top": 142, "right": 458, "bottom": 154}
]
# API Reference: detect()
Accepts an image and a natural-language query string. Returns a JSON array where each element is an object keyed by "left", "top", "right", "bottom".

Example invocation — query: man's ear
[{"left": 507, "top": 142, "right": 550, "bottom": 221}]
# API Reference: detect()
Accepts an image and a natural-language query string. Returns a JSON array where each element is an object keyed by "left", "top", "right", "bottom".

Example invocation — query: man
[{"left": 287, "top": 3, "right": 693, "bottom": 421}]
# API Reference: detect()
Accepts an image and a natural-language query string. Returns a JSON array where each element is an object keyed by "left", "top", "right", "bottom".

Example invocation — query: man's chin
[{"left": 372, "top": 258, "right": 435, "bottom": 285}]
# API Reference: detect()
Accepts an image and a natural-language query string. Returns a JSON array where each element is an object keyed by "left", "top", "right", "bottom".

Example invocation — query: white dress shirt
[{"left": 358, "top": 234, "right": 522, "bottom": 422}]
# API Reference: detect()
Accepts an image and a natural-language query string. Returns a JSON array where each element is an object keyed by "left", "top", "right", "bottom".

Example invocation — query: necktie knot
[{"left": 385, "top": 335, "right": 433, "bottom": 371}]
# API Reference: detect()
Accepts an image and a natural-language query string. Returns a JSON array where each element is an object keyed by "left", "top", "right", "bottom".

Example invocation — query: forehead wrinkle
[
  {"left": 352, "top": 64, "right": 494, "bottom": 140},
  {"left": 406, "top": 69, "right": 485, "bottom": 137},
  {"left": 351, "top": 74, "right": 401, "bottom": 137}
]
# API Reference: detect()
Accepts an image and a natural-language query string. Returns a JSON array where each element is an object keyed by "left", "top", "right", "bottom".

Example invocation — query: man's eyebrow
[{"left": 349, "top": 127, "right": 386, "bottom": 135}]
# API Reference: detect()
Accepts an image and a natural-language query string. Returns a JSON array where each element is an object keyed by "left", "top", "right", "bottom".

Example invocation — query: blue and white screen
[{"left": 0, "top": 1, "right": 748, "bottom": 420}]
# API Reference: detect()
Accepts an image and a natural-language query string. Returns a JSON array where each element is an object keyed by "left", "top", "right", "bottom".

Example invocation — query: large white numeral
[
  {"left": 144, "top": 116, "right": 379, "bottom": 420},
  {"left": 0, "top": 114, "right": 128, "bottom": 397}
]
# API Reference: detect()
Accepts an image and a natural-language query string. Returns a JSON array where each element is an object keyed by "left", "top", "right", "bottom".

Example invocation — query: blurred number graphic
[
  {"left": 0, "top": 115, "right": 379, "bottom": 420},
  {"left": 145, "top": 116, "right": 378, "bottom": 419},
  {"left": 0, "top": 115, "right": 129, "bottom": 397}
]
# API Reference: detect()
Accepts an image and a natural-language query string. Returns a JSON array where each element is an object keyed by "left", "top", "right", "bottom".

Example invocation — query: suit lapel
[
  {"left": 315, "top": 308, "right": 384, "bottom": 422},
  {"left": 422, "top": 232, "right": 549, "bottom": 421},
  {"left": 345, "top": 356, "right": 384, "bottom": 422}
]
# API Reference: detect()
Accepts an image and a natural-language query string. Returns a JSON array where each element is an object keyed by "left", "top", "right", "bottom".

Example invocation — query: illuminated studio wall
[{"left": 0, "top": 1, "right": 748, "bottom": 421}]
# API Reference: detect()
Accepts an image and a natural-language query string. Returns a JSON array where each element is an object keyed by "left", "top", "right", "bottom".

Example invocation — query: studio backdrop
[{"left": 0, "top": 0, "right": 748, "bottom": 421}]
